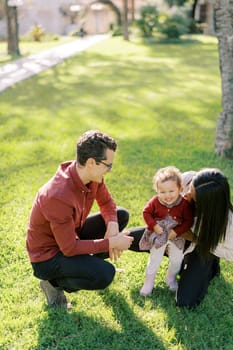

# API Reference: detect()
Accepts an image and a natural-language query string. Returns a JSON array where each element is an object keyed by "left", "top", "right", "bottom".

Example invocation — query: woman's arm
[{"left": 213, "top": 212, "right": 233, "bottom": 261}]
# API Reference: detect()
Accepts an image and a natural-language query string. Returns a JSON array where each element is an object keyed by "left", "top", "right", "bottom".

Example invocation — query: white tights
[{"left": 140, "top": 241, "right": 183, "bottom": 296}]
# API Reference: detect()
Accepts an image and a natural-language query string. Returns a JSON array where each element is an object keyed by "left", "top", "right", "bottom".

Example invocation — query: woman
[{"left": 130, "top": 168, "right": 233, "bottom": 308}]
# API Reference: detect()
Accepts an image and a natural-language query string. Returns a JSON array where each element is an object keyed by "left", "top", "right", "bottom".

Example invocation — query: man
[{"left": 26, "top": 130, "right": 133, "bottom": 308}]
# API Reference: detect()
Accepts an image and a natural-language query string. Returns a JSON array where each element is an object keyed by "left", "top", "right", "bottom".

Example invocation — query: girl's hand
[{"left": 153, "top": 224, "right": 163, "bottom": 235}]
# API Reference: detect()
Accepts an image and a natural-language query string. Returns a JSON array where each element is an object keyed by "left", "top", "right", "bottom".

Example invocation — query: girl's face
[{"left": 156, "top": 180, "right": 181, "bottom": 205}]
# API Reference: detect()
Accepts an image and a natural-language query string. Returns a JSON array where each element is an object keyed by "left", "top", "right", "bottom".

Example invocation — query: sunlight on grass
[
  {"left": 0, "top": 37, "right": 77, "bottom": 65},
  {"left": 0, "top": 35, "right": 233, "bottom": 350}
]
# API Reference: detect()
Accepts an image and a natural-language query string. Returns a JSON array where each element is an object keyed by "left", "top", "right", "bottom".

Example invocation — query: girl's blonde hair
[{"left": 153, "top": 166, "right": 183, "bottom": 192}]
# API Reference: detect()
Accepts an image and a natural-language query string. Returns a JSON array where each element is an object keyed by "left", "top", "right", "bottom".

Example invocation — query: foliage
[
  {"left": 158, "top": 13, "right": 190, "bottom": 38},
  {"left": 30, "top": 24, "right": 45, "bottom": 42},
  {"left": 0, "top": 35, "right": 233, "bottom": 350},
  {"left": 165, "top": 0, "right": 188, "bottom": 6},
  {"left": 136, "top": 5, "right": 158, "bottom": 37},
  {"left": 188, "top": 19, "right": 203, "bottom": 34},
  {"left": 111, "top": 26, "right": 123, "bottom": 36},
  {"left": 69, "top": 28, "right": 87, "bottom": 38}
]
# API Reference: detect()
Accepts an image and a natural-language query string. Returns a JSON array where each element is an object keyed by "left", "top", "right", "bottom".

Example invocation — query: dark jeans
[
  {"left": 176, "top": 248, "right": 220, "bottom": 308},
  {"left": 129, "top": 227, "right": 220, "bottom": 308},
  {"left": 32, "top": 207, "right": 129, "bottom": 293}
]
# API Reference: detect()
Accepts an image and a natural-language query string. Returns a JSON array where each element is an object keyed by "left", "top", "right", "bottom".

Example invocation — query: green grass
[
  {"left": 0, "top": 35, "right": 233, "bottom": 350},
  {"left": 0, "top": 36, "right": 77, "bottom": 65}
]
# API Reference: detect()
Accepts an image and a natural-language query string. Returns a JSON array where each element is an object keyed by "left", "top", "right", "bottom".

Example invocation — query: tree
[
  {"left": 5, "top": 0, "right": 20, "bottom": 55},
  {"left": 122, "top": 0, "right": 129, "bottom": 40},
  {"left": 130, "top": 0, "right": 135, "bottom": 22},
  {"left": 94, "top": 0, "right": 122, "bottom": 26},
  {"left": 214, "top": 0, "right": 233, "bottom": 158},
  {"left": 136, "top": 4, "right": 158, "bottom": 37}
]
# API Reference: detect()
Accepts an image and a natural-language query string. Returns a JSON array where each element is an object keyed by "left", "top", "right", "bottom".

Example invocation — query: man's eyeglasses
[{"left": 97, "top": 160, "right": 113, "bottom": 170}]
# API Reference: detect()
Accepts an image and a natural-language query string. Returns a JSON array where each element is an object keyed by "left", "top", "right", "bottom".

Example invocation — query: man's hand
[
  {"left": 104, "top": 221, "right": 121, "bottom": 261},
  {"left": 108, "top": 230, "right": 134, "bottom": 261}
]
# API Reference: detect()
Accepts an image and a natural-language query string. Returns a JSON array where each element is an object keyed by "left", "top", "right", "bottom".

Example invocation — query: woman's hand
[{"left": 168, "top": 229, "right": 177, "bottom": 240}]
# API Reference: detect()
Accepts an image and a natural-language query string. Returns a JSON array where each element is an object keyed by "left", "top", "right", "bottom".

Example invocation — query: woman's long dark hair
[{"left": 193, "top": 168, "right": 233, "bottom": 259}]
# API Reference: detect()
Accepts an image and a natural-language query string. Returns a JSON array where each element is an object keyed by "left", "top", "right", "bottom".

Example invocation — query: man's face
[{"left": 91, "top": 148, "right": 115, "bottom": 183}]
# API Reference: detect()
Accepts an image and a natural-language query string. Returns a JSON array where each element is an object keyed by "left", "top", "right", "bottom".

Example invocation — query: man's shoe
[{"left": 40, "top": 280, "right": 72, "bottom": 309}]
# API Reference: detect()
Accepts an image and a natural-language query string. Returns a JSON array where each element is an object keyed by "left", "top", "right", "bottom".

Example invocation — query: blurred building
[
  {"left": 0, "top": 0, "right": 215, "bottom": 38},
  {"left": 0, "top": 0, "right": 142, "bottom": 37}
]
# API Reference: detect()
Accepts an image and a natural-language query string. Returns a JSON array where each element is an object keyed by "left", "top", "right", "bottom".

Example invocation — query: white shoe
[
  {"left": 165, "top": 276, "right": 178, "bottom": 292},
  {"left": 140, "top": 274, "right": 155, "bottom": 296}
]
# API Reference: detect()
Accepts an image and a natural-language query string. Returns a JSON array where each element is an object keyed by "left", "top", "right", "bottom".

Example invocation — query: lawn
[
  {"left": 0, "top": 36, "right": 77, "bottom": 65},
  {"left": 0, "top": 35, "right": 233, "bottom": 350}
]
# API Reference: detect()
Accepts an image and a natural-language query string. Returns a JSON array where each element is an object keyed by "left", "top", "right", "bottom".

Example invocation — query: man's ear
[{"left": 86, "top": 158, "right": 96, "bottom": 168}]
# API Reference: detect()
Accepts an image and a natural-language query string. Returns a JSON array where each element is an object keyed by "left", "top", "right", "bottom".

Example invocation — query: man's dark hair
[{"left": 76, "top": 130, "right": 117, "bottom": 165}]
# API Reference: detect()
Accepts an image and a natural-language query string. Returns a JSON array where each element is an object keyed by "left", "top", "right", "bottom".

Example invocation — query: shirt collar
[{"left": 69, "top": 160, "right": 91, "bottom": 192}]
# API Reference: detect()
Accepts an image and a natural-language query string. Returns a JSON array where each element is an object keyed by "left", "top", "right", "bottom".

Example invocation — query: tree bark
[
  {"left": 5, "top": 2, "right": 20, "bottom": 56},
  {"left": 123, "top": 0, "right": 129, "bottom": 40},
  {"left": 191, "top": 0, "right": 198, "bottom": 19},
  {"left": 214, "top": 0, "right": 233, "bottom": 158},
  {"left": 131, "top": 0, "right": 135, "bottom": 22}
]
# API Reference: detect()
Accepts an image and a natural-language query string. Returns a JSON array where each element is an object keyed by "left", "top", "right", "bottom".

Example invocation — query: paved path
[{"left": 0, "top": 34, "right": 109, "bottom": 93}]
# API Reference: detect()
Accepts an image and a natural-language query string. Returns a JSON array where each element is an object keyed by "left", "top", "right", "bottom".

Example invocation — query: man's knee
[
  {"left": 117, "top": 207, "right": 129, "bottom": 230},
  {"left": 98, "top": 263, "right": 116, "bottom": 289}
]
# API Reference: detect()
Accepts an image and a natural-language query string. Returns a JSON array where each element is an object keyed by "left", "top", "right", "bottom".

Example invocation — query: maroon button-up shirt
[{"left": 26, "top": 161, "right": 117, "bottom": 262}]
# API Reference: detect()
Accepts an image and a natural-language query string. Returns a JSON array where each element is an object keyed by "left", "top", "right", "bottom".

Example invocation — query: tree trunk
[
  {"left": 205, "top": 1, "right": 215, "bottom": 35},
  {"left": 131, "top": 0, "right": 135, "bottom": 22},
  {"left": 191, "top": 0, "right": 198, "bottom": 19},
  {"left": 214, "top": 0, "right": 233, "bottom": 158},
  {"left": 123, "top": 0, "right": 129, "bottom": 40},
  {"left": 5, "top": 2, "right": 20, "bottom": 56}
]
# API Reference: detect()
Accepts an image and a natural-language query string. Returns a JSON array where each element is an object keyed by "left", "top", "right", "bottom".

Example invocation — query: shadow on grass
[
  {"left": 99, "top": 289, "right": 166, "bottom": 350},
  {"left": 35, "top": 290, "right": 166, "bottom": 350},
  {"left": 130, "top": 273, "right": 233, "bottom": 349}
]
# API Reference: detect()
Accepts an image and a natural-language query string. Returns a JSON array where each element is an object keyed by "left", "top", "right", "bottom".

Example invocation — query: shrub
[
  {"left": 136, "top": 5, "right": 158, "bottom": 37},
  {"left": 189, "top": 19, "right": 204, "bottom": 34},
  {"left": 30, "top": 24, "right": 45, "bottom": 42},
  {"left": 112, "top": 26, "right": 123, "bottom": 36},
  {"left": 158, "top": 13, "right": 190, "bottom": 39}
]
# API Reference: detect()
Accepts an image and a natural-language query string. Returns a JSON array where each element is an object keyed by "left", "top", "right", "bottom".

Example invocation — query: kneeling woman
[{"left": 130, "top": 168, "right": 233, "bottom": 308}]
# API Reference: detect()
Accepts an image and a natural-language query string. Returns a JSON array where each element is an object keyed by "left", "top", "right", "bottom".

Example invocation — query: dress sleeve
[
  {"left": 143, "top": 197, "right": 158, "bottom": 231},
  {"left": 213, "top": 212, "right": 233, "bottom": 261}
]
